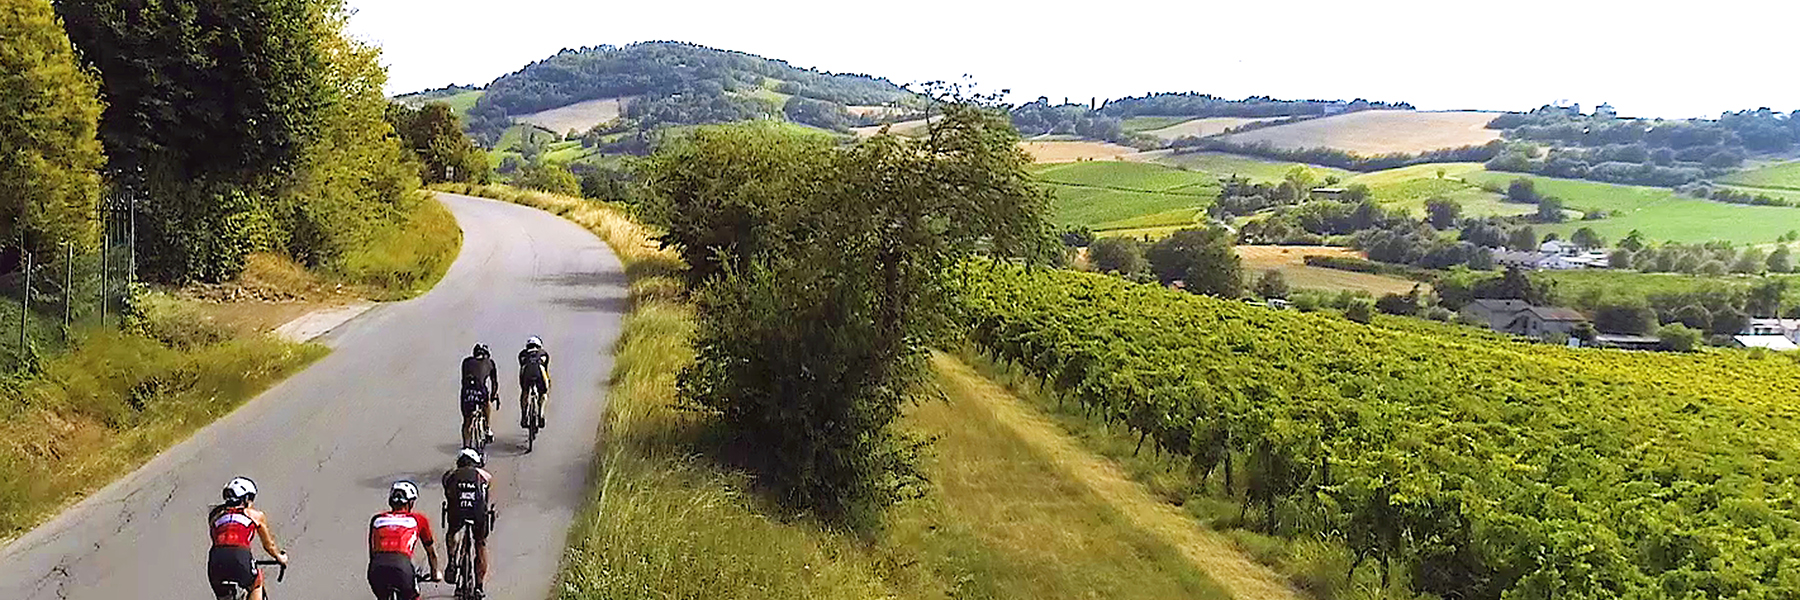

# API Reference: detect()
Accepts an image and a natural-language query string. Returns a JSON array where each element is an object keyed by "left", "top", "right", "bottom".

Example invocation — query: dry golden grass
[
  {"left": 1022, "top": 140, "right": 1142, "bottom": 163},
  {"left": 1217, "top": 111, "right": 1502, "bottom": 155},
  {"left": 1237, "top": 245, "right": 1418, "bottom": 295},
  {"left": 1143, "top": 117, "right": 1284, "bottom": 140},
  {"left": 515, "top": 97, "right": 631, "bottom": 135},
  {"left": 930, "top": 353, "right": 1298, "bottom": 600}
]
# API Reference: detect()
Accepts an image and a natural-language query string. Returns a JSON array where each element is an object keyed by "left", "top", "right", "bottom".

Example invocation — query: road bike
[
  {"left": 523, "top": 386, "right": 544, "bottom": 452},
  {"left": 462, "top": 395, "right": 489, "bottom": 454},
  {"left": 215, "top": 559, "right": 285, "bottom": 600},
  {"left": 442, "top": 504, "right": 496, "bottom": 600}
]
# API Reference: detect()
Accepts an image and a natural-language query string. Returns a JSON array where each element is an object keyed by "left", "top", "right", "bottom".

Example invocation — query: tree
[
  {"left": 1619, "top": 230, "right": 1646, "bottom": 252},
  {"left": 1341, "top": 183, "right": 1371, "bottom": 203},
  {"left": 388, "top": 102, "right": 490, "bottom": 184},
  {"left": 1375, "top": 292, "right": 1418, "bottom": 316},
  {"left": 1709, "top": 306, "right": 1749, "bottom": 336},
  {"left": 1254, "top": 269, "right": 1290, "bottom": 299},
  {"left": 1508, "top": 226, "right": 1539, "bottom": 251},
  {"left": 1769, "top": 246, "right": 1794, "bottom": 273},
  {"left": 1506, "top": 178, "right": 1539, "bottom": 203},
  {"left": 1657, "top": 323, "right": 1701, "bottom": 352},
  {"left": 1732, "top": 248, "right": 1766, "bottom": 273},
  {"left": 1609, "top": 249, "right": 1634, "bottom": 270},
  {"left": 1570, "top": 227, "right": 1604, "bottom": 249},
  {"left": 1536, "top": 196, "right": 1566, "bottom": 223},
  {"left": 1060, "top": 226, "right": 1095, "bottom": 248},
  {"left": 1345, "top": 297, "right": 1375, "bottom": 323},
  {"left": 1672, "top": 304, "right": 1712, "bottom": 331},
  {"left": 1424, "top": 197, "right": 1462, "bottom": 229},
  {"left": 1698, "top": 260, "right": 1727, "bottom": 276},
  {"left": 1089, "top": 236, "right": 1146, "bottom": 276},
  {"left": 1283, "top": 165, "right": 1319, "bottom": 198},
  {"left": 1747, "top": 280, "right": 1787, "bottom": 316},
  {"left": 1147, "top": 227, "right": 1241, "bottom": 297},
  {"left": 0, "top": 0, "right": 105, "bottom": 260},
  {"left": 519, "top": 162, "right": 579, "bottom": 196},
  {"left": 646, "top": 102, "right": 1054, "bottom": 524},
  {"left": 1594, "top": 302, "right": 1656, "bottom": 335}
]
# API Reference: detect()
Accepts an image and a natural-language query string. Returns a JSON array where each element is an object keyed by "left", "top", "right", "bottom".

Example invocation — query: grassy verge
[
  {"left": 440, "top": 182, "right": 1237, "bottom": 600},
  {"left": 334, "top": 192, "right": 463, "bottom": 301},
  {"left": 0, "top": 296, "right": 325, "bottom": 538},
  {"left": 952, "top": 346, "right": 1412, "bottom": 600}
]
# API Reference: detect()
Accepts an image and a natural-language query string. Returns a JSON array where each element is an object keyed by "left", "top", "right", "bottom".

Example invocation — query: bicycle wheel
[
  {"left": 458, "top": 527, "right": 477, "bottom": 599},
  {"left": 525, "top": 389, "right": 539, "bottom": 452}
]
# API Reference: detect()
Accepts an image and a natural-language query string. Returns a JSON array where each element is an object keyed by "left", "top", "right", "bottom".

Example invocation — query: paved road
[{"left": 0, "top": 193, "right": 627, "bottom": 600}]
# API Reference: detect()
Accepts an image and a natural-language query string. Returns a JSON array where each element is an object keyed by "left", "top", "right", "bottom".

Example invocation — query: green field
[
  {"left": 1031, "top": 162, "right": 1218, "bottom": 230},
  {"left": 1721, "top": 160, "right": 1800, "bottom": 190},
  {"left": 1537, "top": 268, "right": 1800, "bottom": 308},
  {"left": 440, "top": 89, "right": 483, "bottom": 118},
  {"left": 1121, "top": 116, "right": 1192, "bottom": 133},
  {"left": 1151, "top": 151, "right": 1353, "bottom": 183},
  {"left": 1461, "top": 170, "right": 1800, "bottom": 243},
  {"left": 1345, "top": 162, "right": 1486, "bottom": 186}
]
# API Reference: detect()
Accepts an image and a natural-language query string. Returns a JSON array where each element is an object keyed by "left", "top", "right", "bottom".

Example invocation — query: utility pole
[
  {"left": 20, "top": 251, "right": 30, "bottom": 365},
  {"left": 99, "top": 207, "right": 108, "bottom": 328},
  {"left": 63, "top": 243, "right": 71, "bottom": 341}
]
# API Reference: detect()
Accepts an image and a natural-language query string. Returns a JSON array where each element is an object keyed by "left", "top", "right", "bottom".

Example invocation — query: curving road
[{"left": 0, "top": 193, "right": 627, "bottom": 599}]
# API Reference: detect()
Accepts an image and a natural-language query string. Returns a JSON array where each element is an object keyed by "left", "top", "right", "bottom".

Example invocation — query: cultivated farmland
[
  {"left": 1152, "top": 151, "right": 1352, "bottom": 183},
  {"left": 1141, "top": 117, "right": 1284, "bottom": 141},
  {"left": 514, "top": 97, "right": 630, "bottom": 135},
  {"left": 1237, "top": 245, "right": 1418, "bottom": 295},
  {"left": 1031, "top": 161, "right": 1216, "bottom": 230},
  {"left": 1021, "top": 140, "right": 1141, "bottom": 163},
  {"left": 1215, "top": 110, "right": 1502, "bottom": 154},
  {"left": 1461, "top": 169, "right": 1800, "bottom": 243},
  {"left": 1721, "top": 159, "right": 1800, "bottom": 190}
]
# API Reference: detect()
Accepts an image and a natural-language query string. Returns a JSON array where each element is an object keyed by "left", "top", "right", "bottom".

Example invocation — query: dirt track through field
[{"left": 932, "top": 354, "right": 1305, "bottom": 600}]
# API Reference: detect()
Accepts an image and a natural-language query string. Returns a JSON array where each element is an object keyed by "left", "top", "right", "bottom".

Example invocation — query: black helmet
[{"left": 472, "top": 343, "right": 489, "bottom": 359}]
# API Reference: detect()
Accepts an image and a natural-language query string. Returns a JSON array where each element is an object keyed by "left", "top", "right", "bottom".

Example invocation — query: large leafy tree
[
  {"left": 0, "top": 0, "right": 105, "bottom": 262},
  {"left": 1146, "top": 226, "right": 1242, "bottom": 298},
  {"left": 387, "top": 102, "right": 489, "bottom": 184},
  {"left": 644, "top": 102, "right": 1053, "bottom": 525}
]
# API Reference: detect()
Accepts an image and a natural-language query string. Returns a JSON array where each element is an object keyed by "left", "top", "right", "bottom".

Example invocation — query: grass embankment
[
  {"left": 0, "top": 301, "right": 326, "bottom": 537},
  {"left": 436, "top": 182, "right": 1240, "bottom": 600},
  {"left": 334, "top": 192, "right": 462, "bottom": 300}
]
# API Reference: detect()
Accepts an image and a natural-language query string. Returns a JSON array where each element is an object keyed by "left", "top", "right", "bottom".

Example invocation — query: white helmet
[
  {"left": 388, "top": 480, "right": 419, "bottom": 506},
  {"left": 457, "top": 447, "right": 484, "bottom": 467},
  {"left": 525, "top": 336, "right": 543, "bottom": 348},
  {"left": 223, "top": 477, "right": 257, "bottom": 505}
]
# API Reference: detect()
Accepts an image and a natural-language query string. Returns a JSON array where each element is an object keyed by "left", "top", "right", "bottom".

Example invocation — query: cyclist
[
  {"left": 207, "top": 477, "right": 288, "bottom": 600},
  {"left": 368, "top": 481, "right": 442, "bottom": 600},
  {"left": 441, "top": 448, "right": 495, "bottom": 593},
  {"left": 517, "top": 336, "right": 551, "bottom": 430},
  {"left": 461, "top": 343, "right": 500, "bottom": 444}
]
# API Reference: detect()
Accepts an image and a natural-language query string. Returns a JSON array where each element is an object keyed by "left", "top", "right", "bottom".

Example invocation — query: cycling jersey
[
  {"left": 518, "top": 347, "right": 550, "bottom": 383},
  {"left": 210, "top": 507, "right": 256, "bottom": 548},
  {"left": 369, "top": 510, "right": 435, "bottom": 557},
  {"left": 442, "top": 467, "right": 491, "bottom": 518},
  {"left": 461, "top": 355, "right": 497, "bottom": 395}
]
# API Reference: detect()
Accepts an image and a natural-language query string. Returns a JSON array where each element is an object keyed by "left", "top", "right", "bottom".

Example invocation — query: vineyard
[{"left": 955, "top": 265, "right": 1800, "bottom": 599}]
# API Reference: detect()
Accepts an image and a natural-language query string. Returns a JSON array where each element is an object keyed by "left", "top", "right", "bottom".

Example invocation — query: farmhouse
[
  {"left": 1731, "top": 318, "right": 1800, "bottom": 350},
  {"left": 1461, "top": 299, "right": 1589, "bottom": 339},
  {"left": 1591, "top": 333, "right": 1662, "bottom": 351}
]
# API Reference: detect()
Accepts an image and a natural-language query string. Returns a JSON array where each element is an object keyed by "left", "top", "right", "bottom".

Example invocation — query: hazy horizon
[{"left": 346, "top": 0, "right": 1799, "bottom": 119}]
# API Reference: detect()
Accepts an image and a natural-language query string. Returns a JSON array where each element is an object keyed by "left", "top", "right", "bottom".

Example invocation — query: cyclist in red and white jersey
[
  {"left": 367, "top": 481, "right": 441, "bottom": 600},
  {"left": 207, "top": 477, "right": 287, "bottom": 600}
]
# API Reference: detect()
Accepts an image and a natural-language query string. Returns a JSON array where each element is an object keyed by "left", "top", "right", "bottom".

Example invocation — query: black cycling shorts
[
  {"left": 460, "top": 388, "right": 487, "bottom": 418},
  {"left": 519, "top": 376, "right": 547, "bottom": 398},
  {"left": 367, "top": 551, "right": 419, "bottom": 600},
  {"left": 446, "top": 510, "right": 490, "bottom": 544},
  {"left": 207, "top": 546, "right": 257, "bottom": 597}
]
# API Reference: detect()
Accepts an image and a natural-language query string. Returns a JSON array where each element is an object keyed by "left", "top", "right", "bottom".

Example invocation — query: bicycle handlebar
[{"left": 253, "top": 560, "right": 287, "bottom": 583}]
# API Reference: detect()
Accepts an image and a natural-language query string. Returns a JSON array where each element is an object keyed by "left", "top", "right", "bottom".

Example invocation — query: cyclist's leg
[
  {"left": 474, "top": 513, "right": 491, "bottom": 587},
  {"left": 531, "top": 379, "right": 548, "bottom": 428},
  {"left": 517, "top": 378, "right": 531, "bottom": 428}
]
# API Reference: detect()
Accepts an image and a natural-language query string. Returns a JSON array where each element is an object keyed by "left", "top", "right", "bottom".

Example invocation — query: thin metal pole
[
  {"left": 128, "top": 190, "right": 136, "bottom": 286},
  {"left": 21, "top": 251, "right": 30, "bottom": 364},
  {"left": 63, "top": 242, "right": 72, "bottom": 340},
  {"left": 99, "top": 210, "right": 108, "bottom": 328}
]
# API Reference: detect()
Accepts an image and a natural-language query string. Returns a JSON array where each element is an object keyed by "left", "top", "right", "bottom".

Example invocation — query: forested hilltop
[{"left": 459, "top": 41, "right": 916, "bottom": 142}]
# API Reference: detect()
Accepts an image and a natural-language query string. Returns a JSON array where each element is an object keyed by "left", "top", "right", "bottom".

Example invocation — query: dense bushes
[
  {"left": 0, "top": 0, "right": 105, "bottom": 262},
  {"left": 640, "top": 104, "right": 1053, "bottom": 525}
]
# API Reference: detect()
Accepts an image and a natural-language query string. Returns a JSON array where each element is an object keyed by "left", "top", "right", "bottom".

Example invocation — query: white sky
[{"left": 345, "top": 0, "right": 1799, "bottom": 119}]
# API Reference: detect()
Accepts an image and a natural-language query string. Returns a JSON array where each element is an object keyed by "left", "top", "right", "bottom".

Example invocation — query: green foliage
[
  {"left": 643, "top": 103, "right": 1053, "bottom": 525},
  {"left": 1656, "top": 322, "right": 1701, "bottom": 352},
  {"left": 1087, "top": 236, "right": 1146, "bottom": 276},
  {"left": 1342, "top": 296, "right": 1374, "bottom": 322},
  {"left": 0, "top": 0, "right": 104, "bottom": 258},
  {"left": 1146, "top": 227, "right": 1240, "bottom": 297},
  {"left": 387, "top": 102, "right": 489, "bottom": 184},
  {"left": 1253, "top": 269, "right": 1289, "bottom": 300},
  {"left": 1423, "top": 197, "right": 1460, "bottom": 229},
  {"left": 518, "top": 162, "right": 580, "bottom": 196},
  {"left": 1769, "top": 245, "right": 1793, "bottom": 273},
  {"left": 958, "top": 264, "right": 1800, "bottom": 600}
]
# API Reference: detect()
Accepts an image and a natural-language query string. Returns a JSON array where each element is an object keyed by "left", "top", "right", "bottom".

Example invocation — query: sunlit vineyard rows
[{"left": 955, "top": 265, "right": 1800, "bottom": 599}]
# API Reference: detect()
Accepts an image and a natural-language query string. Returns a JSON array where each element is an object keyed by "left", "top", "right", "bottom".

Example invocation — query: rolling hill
[{"left": 1214, "top": 110, "right": 1503, "bottom": 155}]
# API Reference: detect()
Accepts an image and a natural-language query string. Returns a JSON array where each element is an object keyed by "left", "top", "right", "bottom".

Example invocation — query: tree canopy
[{"left": 0, "top": 0, "right": 105, "bottom": 261}]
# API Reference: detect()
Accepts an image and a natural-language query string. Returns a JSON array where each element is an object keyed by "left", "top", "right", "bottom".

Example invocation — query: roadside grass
[
  {"left": 0, "top": 304, "right": 325, "bottom": 538},
  {"left": 952, "top": 347, "right": 1413, "bottom": 600},
  {"left": 1720, "top": 160, "right": 1800, "bottom": 190},
  {"left": 334, "top": 192, "right": 461, "bottom": 300},
  {"left": 1153, "top": 151, "right": 1353, "bottom": 183},
  {"left": 439, "top": 182, "right": 1244, "bottom": 600}
]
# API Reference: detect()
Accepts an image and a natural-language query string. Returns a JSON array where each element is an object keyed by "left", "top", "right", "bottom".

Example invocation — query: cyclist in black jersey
[
  {"left": 442, "top": 448, "right": 494, "bottom": 594},
  {"left": 460, "top": 344, "right": 499, "bottom": 444},
  {"left": 517, "top": 336, "right": 551, "bottom": 429}
]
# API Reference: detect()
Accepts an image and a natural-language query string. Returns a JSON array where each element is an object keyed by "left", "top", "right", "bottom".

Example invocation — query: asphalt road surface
[{"left": 0, "top": 193, "right": 627, "bottom": 599}]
